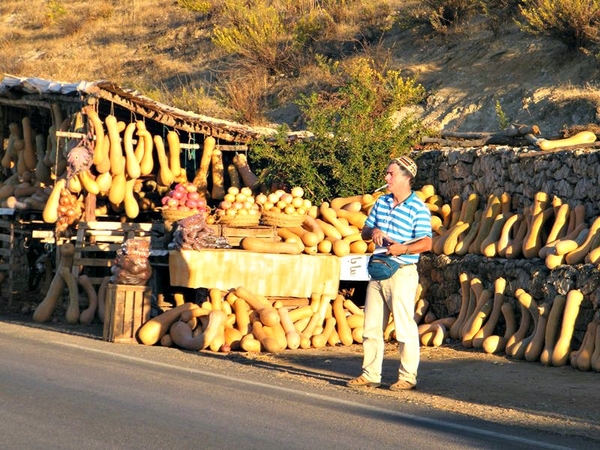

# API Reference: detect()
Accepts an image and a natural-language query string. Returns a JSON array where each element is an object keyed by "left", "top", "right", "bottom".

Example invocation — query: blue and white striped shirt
[{"left": 365, "top": 192, "right": 432, "bottom": 264}]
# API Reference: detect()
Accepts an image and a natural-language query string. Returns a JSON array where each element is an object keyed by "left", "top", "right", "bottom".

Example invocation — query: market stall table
[{"left": 169, "top": 249, "right": 342, "bottom": 297}]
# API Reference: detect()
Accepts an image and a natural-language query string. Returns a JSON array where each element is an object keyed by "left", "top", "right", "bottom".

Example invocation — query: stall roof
[{"left": 0, "top": 74, "right": 311, "bottom": 144}]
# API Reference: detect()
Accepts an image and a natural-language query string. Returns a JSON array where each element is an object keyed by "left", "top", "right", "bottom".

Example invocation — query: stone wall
[{"left": 412, "top": 146, "right": 600, "bottom": 343}]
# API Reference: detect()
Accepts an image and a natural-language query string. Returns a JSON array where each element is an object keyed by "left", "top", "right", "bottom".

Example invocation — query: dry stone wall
[{"left": 413, "top": 146, "right": 600, "bottom": 341}]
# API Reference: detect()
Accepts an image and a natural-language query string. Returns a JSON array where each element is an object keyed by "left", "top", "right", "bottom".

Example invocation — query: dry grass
[{"left": 0, "top": 0, "right": 408, "bottom": 125}]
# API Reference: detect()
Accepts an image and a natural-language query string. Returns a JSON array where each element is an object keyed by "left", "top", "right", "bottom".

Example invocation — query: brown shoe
[
  {"left": 389, "top": 380, "right": 416, "bottom": 391},
  {"left": 347, "top": 375, "right": 380, "bottom": 388}
]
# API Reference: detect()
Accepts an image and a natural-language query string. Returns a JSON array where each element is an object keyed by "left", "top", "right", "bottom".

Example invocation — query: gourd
[
  {"left": 470, "top": 194, "right": 501, "bottom": 254},
  {"left": 35, "top": 134, "right": 52, "bottom": 184},
  {"left": 210, "top": 148, "right": 225, "bottom": 200},
  {"left": 507, "top": 289, "right": 538, "bottom": 359},
  {"left": 232, "top": 152, "right": 259, "bottom": 191},
  {"left": 538, "top": 130, "right": 597, "bottom": 150},
  {"left": 193, "top": 136, "right": 215, "bottom": 198},
  {"left": 300, "top": 294, "right": 333, "bottom": 348},
  {"left": 480, "top": 214, "right": 508, "bottom": 257},
  {"left": 287, "top": 305, "right": 314, "bottom": 324},
  {"left": 105, "top": 115, "right": 124, "bottom": 176},
  {"left": 234, "top": 286, "right": 280, "bottom": 327},
  {"left": 153, "top": 135, "right": 174, "bottom": 186},
  {"left": 108, "top": 172, "right": 127, "bottom": 206},
  {"left": 32, "top": 242, "right": 75, "bottom": 322},
  {"left": 505, "top": 302, "right": 531, "bottom": 357},
  {"left": 123, "top": 178, "right": 139, "bottom": 219},
  {"left": 333, "top": 294, "right": 354, "bottom": 346},
  {"left": 288, "top": 226, "right": 320, "bottom": 247},
  {"left": 42, "top": 178, "right": 67, "bottom": 223},
  {"left": 461, "top": 291, "right": 493, "bottom": 348},
  {"left": 278, "top": 307, "right": 301, "bottom": 349},
  {"left": 320, "top": 202, "right": 357, "bottom": 237},
  {"left": 459, "top": 278, "right": 484, "bottom": 339},
  {"left": 84, "top": 107, "right": 105, "bottom": 167},
  {"left": 522, "top": 206, "right": 554, "bottom": 258},
  {"left": 449, "top": 272, "right": 471, "bottom": 340},
  {"left": 240, "top": 334, "right": 261, "bottom": 352},
  {"left": 241, "top": 236, "right": 302, "bottom": 255},
  {"left": 413, "top": 298, "right": 429, "bottom": 324},
  {"left": 137, "top": 302, "right": 198, "bottom": 345},
  {"left": 122, "top": 122, "right": 141, "bottom": 179},
  {"left": 21, "top": 117, "right": 37, "bottom": 171},
  {"left": 505, "top": 208, "right": 530, "bottom": 259},
  {"left": 441, "top": 221, "right": 470, "bottom": 255},
  {"left": 565, "top": 216, "right": 600, "bottom": 264},
  {"left": 524, "top": 302, "right": 549, "bottom": 362},
  {"left": 497, "top": 213, "right": 522, "bottom": 257},
  {"left": 79, "top": 170, "right": 100, "bottom": 195},
  {"left": 472, "top": 277, "right": 506, "bottom": 349},
  {"left": 137, "top": 127, "right": 154, "bottom": 176},
  {"left": 334, "top": 208, "right": 368, "bottom": 230},
  {"left": 316, "top": 218, "right": 343, "bottom": 240},
  {"left": 482, "top": 302, "right": 517, "bottom": 354},
  {"left": 227, "top": 164, "right": 241, "bottom": 189},
  {"left": 545, "top": 203, "right": 570, "bottom": 244},
  {"left": 169, "top": 310, "right": 227, "bottom": 351},
  {"left": 303, "top": 215, "right": 325, "bottom": 242},
  {"left": 330, "top": 195, "right": 364, "bottom": 210},
  {"left": 78, "top": 275, "right": 98, "bottom": 325},
  {"left": 539, "top": 294, "right": 567, "bottom": 366},
  {"left": 551, "top": 289, "right": 584, "bottom": 367},
  {"left": 454, "top": 211, "right": 482, "bottom": 256},
  {"left": 166, "top": 131, "right": 183, "bottom": 182},
  {"left": 224, "top": 326, "right": 243, "bottom": 350},
  {"left": 311, "top": 316, "right": 336, "bottom": 348},
  {"left": 252, "top": 320, "right": 283, "bottom": 353},
  {"left": 575, "top": 320, "right": 597, "bottom": 371},
  {"left": 95, "top": 130, "right": 112, "bottom": 174}
]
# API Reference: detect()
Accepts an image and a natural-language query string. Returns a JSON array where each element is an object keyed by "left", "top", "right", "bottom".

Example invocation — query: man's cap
[{"left": 393, "top": 156, "right": 417, "bottom": 177}]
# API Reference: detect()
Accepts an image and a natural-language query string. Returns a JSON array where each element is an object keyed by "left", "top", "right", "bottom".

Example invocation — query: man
[{"left": 347, "top": 155, "right": 432, "bottom": 391}]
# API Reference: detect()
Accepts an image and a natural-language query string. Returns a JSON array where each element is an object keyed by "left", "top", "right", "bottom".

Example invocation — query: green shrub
[
  {"left": 212, "top": 0, "right": 295, "bottom": 75},
  {"left": 518, "top": 0, "right": 600, "bottom": 49},
  {"left": 249, "top": 57, "right": 428, "bottom": 203}
]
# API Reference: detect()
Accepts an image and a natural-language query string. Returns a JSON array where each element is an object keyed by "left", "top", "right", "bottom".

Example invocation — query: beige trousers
[{"left": 361, "top": 264, "right": 420, "bottom": 385}]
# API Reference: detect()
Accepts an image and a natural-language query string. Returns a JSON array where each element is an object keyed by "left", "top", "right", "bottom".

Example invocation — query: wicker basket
[
  {"left": 261, "top": 210, "right": 306, "bottom": 228},
  {"left": 161, "top": 208, "right": 203, "bottom": 222},
  {"left": 218, "top": 213, "right": 261, "bottom": 227}
]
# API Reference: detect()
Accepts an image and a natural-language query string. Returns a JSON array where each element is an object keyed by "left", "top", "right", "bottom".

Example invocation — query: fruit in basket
[
  {"left": 214, "top": 186, "right": 260, "bottom": 219},
  {"left": 161, "top": 182, "right": 207, "bottom": 213},
  {"left": 260, "top": 187, "right": 310, "bottom": 215}
]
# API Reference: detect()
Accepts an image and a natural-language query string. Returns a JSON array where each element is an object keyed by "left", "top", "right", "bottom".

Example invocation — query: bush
[
  {"left": 249, "top": 58, "right": 428, "bottom": 203},
  {"left": 422, "top": 0, "right": 482, "bottom": 32},
  {"left": 518, "top": 0, "right": 600, "bottom": 49}
]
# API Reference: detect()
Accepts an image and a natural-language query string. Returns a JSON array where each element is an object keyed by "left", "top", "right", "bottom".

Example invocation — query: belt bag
[{"left": 367, "top": 254, "right": 402, "bottom": 280}]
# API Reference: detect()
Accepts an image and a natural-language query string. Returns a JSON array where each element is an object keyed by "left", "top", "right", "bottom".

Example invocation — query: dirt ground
[{"left": 2, "top": 306, "right": 599, "bottom": 445}]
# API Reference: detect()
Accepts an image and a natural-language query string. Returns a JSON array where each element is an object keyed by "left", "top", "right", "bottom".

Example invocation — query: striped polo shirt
[{"left": 365, "top": 191, "right": 432, "bottom": 264}]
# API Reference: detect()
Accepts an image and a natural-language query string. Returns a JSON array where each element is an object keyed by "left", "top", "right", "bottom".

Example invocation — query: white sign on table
[{"left": 339, "top": 254, "right": 370, "bottom": 281}]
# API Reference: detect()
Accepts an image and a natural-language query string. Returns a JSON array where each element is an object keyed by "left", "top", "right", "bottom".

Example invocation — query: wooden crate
[
  {"left": 72, "top": 221, "right": 165, "bottom": 287},
  {"left": 221, "top": 225, "right": 277, "bottom": 247},
  {"left": 103, "top": 283, "right": 151, "bottom": 344}
]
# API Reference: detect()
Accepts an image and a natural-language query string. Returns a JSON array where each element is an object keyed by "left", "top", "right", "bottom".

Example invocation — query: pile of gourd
[
  {"left": 136, "top": 286, "right": 370, "bottom": 353},
  {"left": 439, "top": 272, "right": 600, "bottom": 372},
  {"left": 0, "top": 105, "right": 260, "bottom": 228},
  {"left": 423, "top": 185, "right": 600, "bottom": 270}
]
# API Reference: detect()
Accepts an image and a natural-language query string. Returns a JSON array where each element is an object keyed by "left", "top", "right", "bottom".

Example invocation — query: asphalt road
[{"left": 0, "top": 321, "right": 594, "bottom": 450}]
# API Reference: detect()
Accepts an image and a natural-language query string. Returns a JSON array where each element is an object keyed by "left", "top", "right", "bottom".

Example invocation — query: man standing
[{"left": 347, "top": 156, "right": 432, "bottom": 391}]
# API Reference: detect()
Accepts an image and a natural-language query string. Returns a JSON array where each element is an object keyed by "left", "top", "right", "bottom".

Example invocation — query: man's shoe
[
  {"left": 346, "top": 375, "right": 380, "bottom": 388},
  {"left": 389, "top": 380, "right": 416, "bottom": 391}
]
